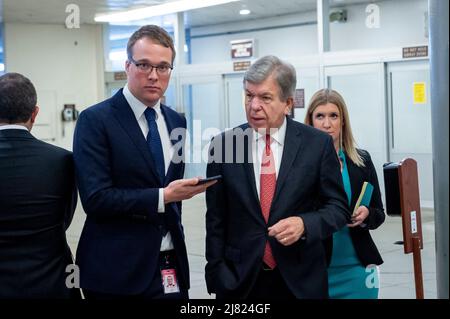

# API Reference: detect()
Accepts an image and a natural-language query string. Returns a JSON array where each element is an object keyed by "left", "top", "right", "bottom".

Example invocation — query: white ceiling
[{"left": 1, "top": 0, "right": 390, "bottom": 27}]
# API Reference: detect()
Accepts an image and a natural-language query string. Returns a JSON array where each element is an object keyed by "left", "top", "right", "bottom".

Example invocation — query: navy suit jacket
[
  {"left": 0, "top": 129, "right": 79, "bottom": 298},
  {"left": 205, "top": 118, "right": 350, "bottom": 299},
  {"left": 73, "top": 89, "right": 188, "bottom": 295}
]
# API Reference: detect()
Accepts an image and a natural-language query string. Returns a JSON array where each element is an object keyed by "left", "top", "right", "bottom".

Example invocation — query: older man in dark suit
[
  {"left": 205, "top": 56, "right": 351, "bottom": 299},
  {"left": 0, "top": 72, "right": 80, "bottom": 299}
]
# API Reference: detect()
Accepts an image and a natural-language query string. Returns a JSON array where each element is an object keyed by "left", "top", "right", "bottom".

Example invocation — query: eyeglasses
[{"left": 129, "top": 57, "right": 173, "bottom": 76}]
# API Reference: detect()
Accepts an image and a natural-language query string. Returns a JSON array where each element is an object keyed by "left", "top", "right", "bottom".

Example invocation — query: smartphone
[{"left": 197, "top": 175, "right": 223, "bottom": 185}]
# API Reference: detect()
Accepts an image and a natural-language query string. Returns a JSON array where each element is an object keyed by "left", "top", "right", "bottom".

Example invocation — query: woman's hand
[{"left": 348, "top": 206, "right": 369, "bottom": 227}]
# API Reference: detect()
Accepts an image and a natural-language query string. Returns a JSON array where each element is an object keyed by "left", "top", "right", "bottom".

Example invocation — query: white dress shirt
[
  {"left": 123, "top": 84, "right": 174, "bottom": 251},
  {"left": 0, "top": 124, "right": 28, "bottom": 131},
  {"left": 252, "top": 117, "right": 287, "bottom": 200}
]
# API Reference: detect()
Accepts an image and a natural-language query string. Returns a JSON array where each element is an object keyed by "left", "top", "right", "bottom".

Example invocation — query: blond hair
[{"left": 304, "top": 89, "right": 365, "bottom": 167}]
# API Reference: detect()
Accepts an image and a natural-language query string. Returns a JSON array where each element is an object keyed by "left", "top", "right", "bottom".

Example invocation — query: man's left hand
[{"left": 268, "top": 216, "right": 304, "bottom": 246}]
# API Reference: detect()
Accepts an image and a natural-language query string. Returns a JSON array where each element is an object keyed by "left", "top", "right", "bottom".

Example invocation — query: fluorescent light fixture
[
  {"left": 95, "top": 0, "right": 241, "bottom": 23},
  {"left": 239, "top": 9, "right": 251, "bottom": 15}
]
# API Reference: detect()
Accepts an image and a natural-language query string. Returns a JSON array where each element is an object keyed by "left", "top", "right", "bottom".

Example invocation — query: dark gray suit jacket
[{"left": 205, "top": 118, "right": 350, "bottom": 299}]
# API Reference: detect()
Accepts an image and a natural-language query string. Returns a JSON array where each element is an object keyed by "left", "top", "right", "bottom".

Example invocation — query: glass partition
[
  {"left": 104, "top": 21, "right": 179, "bottom": 72},
  {"left": 105, "top": 24, "right": 143, "bottom": 72},
  {"left": 180, "top": 76, "right": 224, "bottom": 179}
]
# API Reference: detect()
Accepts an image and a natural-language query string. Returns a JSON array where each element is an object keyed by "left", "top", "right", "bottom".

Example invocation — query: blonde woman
[{"left": 305, "top": 89, "right": 385, "bottom": 299}]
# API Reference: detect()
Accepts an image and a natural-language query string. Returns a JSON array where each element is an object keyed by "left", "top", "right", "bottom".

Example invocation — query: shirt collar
[
  {"left": 123, "top": 84, "right": 162, "bottom": 121},
  {"left": 0, "top": 124, "right": 29, "bottom": 131},
  {"left": 253, "top": 116, "right": 287, "bottom": 146}
]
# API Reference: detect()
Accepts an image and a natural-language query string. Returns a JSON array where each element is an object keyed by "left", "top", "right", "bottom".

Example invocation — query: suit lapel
[
  {"left": 234, "top": 126, "right": 266, "bottom": 228},
  {"left": 160, "top": 104, "right": 184, "bottom": 186},
  {"left": 241, "top": 124, "right": 260, "bottom": 205},
  {"left": 160, "top": 104, "right": 180, "bottom": 146},
  {"left": 110, "top": 89, "right": 161, "bottom": 184},
  {"left": 273, "top": 117, "right": 303, "bottom": 200}
]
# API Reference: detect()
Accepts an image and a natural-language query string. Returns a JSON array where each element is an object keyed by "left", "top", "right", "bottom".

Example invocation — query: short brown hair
[
  {"left": 127, "top": 25, "right": 176, "bottom": 64},
  {"left": 0, "top": 72, "right": 37, "bottom": 124}
]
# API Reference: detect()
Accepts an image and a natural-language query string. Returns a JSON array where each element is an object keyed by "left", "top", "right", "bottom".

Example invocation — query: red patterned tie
[{"left": 260, "top": 134, "right": 277, "bottom": 269}]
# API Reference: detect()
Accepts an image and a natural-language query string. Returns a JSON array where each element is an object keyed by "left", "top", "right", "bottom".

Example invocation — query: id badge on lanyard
[{"left": 161, "top": 254, "right": 180, "bottom": 294}]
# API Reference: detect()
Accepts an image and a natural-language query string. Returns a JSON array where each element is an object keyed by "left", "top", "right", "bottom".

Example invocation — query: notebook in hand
[{"left": 353, "top": 181, "right": 374, "bottom": 215}]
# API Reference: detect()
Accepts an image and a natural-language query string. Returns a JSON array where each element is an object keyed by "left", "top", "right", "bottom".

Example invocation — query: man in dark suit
[
  {"left": 73, "top": 25, "right": 214, "bottom": 299},
  {"left": 0, "top": 72, "right": 80, "bottom": 299},
  {"left": 205, "top": 56, "right": 350, "bottom": 299}
]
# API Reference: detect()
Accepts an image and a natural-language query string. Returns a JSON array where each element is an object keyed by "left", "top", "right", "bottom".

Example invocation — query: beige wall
[{"left": 4, "top": 23, "right": 105, "bottom": 150}]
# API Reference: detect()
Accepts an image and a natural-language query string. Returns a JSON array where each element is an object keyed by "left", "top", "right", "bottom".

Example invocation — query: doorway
[{"left": 387, "top": 60, "right": 433, "bottom": 208}]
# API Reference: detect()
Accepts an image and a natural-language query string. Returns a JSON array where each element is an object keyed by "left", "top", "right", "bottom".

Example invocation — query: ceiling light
[
  {"left": 239, "top": 9, "right": 251, "bottom": 15},
  {"left": 95, "top": 0, "right": 241, "bottom": 23}
]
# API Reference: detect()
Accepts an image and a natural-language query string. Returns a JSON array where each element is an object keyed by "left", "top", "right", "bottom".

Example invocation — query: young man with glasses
[{"left": 73, "top": 25, "right": 215, "bottom": 299}]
